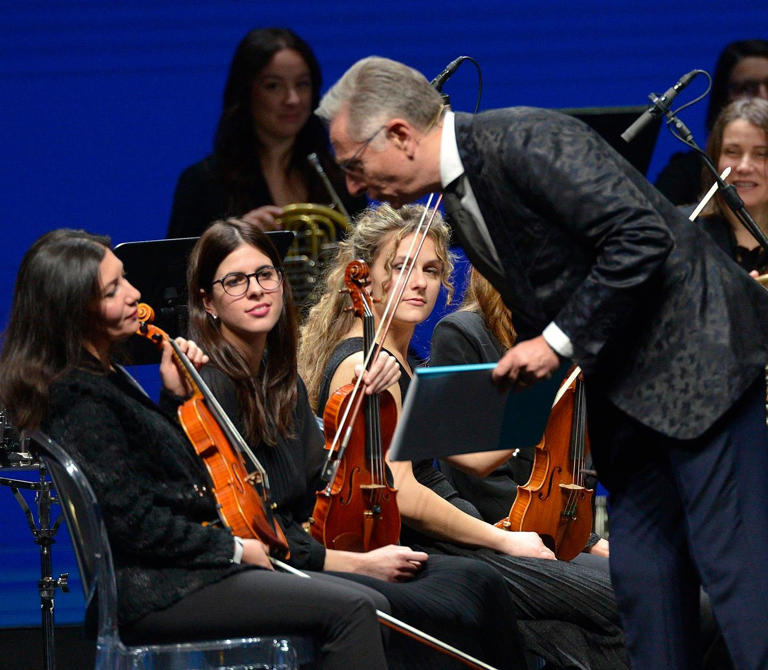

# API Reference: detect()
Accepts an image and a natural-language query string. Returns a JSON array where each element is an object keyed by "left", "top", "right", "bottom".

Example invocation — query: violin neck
[
  {"left": 167, "top": 339, "right": 272, "bottom": 487},
  {"left": 362, "top": 312, "right": 386, "bottom": 481},
  {"left": 569, "top": 377, "right": 588, "bottom": 483}
]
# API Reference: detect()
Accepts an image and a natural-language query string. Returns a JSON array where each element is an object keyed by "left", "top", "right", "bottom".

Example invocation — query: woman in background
[
  {"left": 655, "top": 38, "right": 768, "bottom": 205},
  {"left": 168, "top": 27, "right": 365, "bottom": 238},
  {"left": 696, "top": 97, "right": 768, "bottom": 274}
]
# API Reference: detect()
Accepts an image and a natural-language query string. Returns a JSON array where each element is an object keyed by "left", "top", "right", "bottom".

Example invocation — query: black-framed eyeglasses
[
  {"left": 728, "top": 78, "right": 768, "bottom": 98},
  {"left": 338, "top": 125, "right": 386, "bottom": 176},
  {"left": 212, "top": 266, "right": 283, "bottom": 297}
]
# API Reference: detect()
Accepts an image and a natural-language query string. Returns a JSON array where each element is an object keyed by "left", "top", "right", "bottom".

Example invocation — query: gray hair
[{"left": 316, "top": 56, "right": 444, "bottom": 141}]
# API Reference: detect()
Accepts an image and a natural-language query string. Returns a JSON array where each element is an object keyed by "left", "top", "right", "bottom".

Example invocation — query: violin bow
[
  {"left": 271, "top": 557, "right": 497, "bottom": 670},
  {"left": 320, "top": 194, "right": 443, "bottom": 481}
]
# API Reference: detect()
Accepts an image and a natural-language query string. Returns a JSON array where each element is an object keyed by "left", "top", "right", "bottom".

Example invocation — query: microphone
[
  {"left": 431, "top": 57, "right": 465, "bottom": 92},
  {"left": 621, "top": 70, "right": 698, "bottom": 143}
]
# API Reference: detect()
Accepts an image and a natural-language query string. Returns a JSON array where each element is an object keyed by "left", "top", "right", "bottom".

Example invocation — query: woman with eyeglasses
[
  {"left": 167, "top": 27, "right": 366, "bottom": 238},
  {"left": 656, "top": 38, "right": 768, "bottom": 206},
  {"left": 185, "top": 216, "right": 526, "bottom": 670},
  {"left": 0, "top": 229, "right": 391, "bottom": 669}
]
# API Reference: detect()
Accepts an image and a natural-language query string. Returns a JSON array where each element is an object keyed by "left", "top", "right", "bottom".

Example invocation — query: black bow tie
[{"left": 444, "top": 176, "right": 466, "bottom": 199}]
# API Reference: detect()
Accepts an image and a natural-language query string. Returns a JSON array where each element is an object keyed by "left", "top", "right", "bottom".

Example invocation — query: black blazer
[{"left": 449, "top": 109, "right": 768, "bottom": 439}]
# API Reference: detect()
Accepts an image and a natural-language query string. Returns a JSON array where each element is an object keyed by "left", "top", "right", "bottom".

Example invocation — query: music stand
[
  {"left": 114, "top": 232, "right": 294, "bottom": 365},
  {"left": 0, "top": 455, "right": 67, "bottom": 670},
  {"left": 560, "top": 105, "right": 662, "bottom": 176}
]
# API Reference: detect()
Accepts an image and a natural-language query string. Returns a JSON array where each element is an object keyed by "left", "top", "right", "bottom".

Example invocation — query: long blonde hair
[
  {"left": 299, "top": 204, "right": 454, "bottom": 412},
  {"left": 460, "top": 266, "right": 517, "bottom": 350}
]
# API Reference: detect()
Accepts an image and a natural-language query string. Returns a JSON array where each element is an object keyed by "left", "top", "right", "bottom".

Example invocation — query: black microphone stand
[
  {"left": 664, "top": 107, "right": 768, "bottom": 255},
  {"left": 0, "top": 456, "right": 68, "bottom": 670}
]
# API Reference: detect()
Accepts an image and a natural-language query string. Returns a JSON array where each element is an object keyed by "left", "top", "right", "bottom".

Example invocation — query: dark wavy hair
[
  {"left": 213, "top": 27, "right": 341, "bottom": 207},
  {"left": 706, "top": 39, "right": 768, "bottom": 130},
  {"left": 187, "top": 218, "right": 298, "bottom": 446},
  {"left": 0, "top": 229, "right": 111, "bottom": 430}
]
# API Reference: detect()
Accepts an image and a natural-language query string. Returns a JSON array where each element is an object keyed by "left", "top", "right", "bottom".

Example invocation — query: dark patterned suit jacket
[{"left": 449, "top": 108, "right": 768, "bottom": 439}]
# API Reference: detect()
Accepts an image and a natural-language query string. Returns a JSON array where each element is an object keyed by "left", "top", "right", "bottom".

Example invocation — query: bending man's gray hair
[{"left": 316, "top": 56, "right": 444, "bottom": 142}]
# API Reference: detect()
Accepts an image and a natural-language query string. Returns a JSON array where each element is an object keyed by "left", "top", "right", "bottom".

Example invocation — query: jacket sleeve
[
  {"left": 45, "top": 390, "right": 235, "bottom": 568},
  {"left": 167, "top": 161, "right": 224, "bottom": 239},
  {"left": 502, "top": 113, "right": 674, "bottom": 363}
]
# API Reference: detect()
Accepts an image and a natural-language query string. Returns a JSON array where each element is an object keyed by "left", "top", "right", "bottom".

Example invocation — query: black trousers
[
  {"left": 123, "top": 568, "right": 389, "bottom": 670},
  {"left": 334, "top": 553, "right": 526, "bottom": 670},
  {"left": 588, "top": 374, "right": 768, "bottom": 669}
]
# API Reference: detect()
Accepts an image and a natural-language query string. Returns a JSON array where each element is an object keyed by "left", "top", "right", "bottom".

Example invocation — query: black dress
[
  {"left": 654, "top": 150, "right": 703, "bottom": 206},
  {"left": 167, "top": 153, "right": 367, "bottom": 239},
  {"left": 319, "top": 339, "right": 628, "bottom": 670},
  {"left": 698, "top": 213, "right": 768, "bottom": 275},
  {"left": 200, "top": 364, "right": 526, "bottom": 670}
]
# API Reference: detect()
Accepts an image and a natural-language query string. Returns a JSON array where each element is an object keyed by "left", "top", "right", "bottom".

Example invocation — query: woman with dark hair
[
  {"left": 655, "top": 38, "right": 768, "bottom": 205},
  {"left": 186, "top": 216, "right": 526, "bottom": 670},
  {"left": 697, "top": 97, "right": 768, "bottom": 274},
  {"left": 167, "top": 27, "right": 365, "bottom": 238},
  {"left": 0, "top": 229, "right": 390, "bottom": 669}
]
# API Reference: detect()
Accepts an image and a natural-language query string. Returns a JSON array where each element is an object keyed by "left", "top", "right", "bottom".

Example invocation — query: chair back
[
  {"left": 25, "top": 430, "right": 318, "bottom": 669},
  {"left": 26, "top": 429, "right": 120, "bottom": 638}
]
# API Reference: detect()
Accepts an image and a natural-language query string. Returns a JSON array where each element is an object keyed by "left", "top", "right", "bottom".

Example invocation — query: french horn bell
[{"left": 275, "top": 204, "right": 350, "bottom": 308}]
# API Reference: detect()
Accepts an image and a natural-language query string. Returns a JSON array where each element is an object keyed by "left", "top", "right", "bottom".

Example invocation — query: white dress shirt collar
[{"left": 440, "top": 110, "right": 464, "bottom": 189}]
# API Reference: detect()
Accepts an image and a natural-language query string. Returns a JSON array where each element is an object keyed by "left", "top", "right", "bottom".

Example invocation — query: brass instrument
[{"left": 275, "top": 204, "right": 351, "bottom": 308}]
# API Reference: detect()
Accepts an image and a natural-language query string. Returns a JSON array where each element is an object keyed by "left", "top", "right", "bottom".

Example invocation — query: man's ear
[{"left": 386, "top": 119, "right": 417, "bottom": 157}]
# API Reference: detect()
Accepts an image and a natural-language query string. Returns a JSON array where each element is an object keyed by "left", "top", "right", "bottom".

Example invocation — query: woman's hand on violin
[
  {"left": 241, "top": 538, "right": 274, "bottom": 570},
  {"left": 496, "top": 529, "right": 556, "bottom": 560},
  {"left": 240, "top": 205, "right": 284, "bottom": 231},
  {"left": 355, "top": 351, "right": 401, "bottom": 396},
  {"left": 160, "top": 337, "right": 209, "bottom": 397},
  {"left": 492, "top": 335, "right": 560, "bottom": 389}
]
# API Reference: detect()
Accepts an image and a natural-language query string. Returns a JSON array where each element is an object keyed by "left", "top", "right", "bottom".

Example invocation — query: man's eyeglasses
[
  {"left": 212, "top": 266, "right": 283, "bottom": 297},
  {"left": 338, "top": 125, "right": 386, "bottom": 176},
  {"left": 728, "top": 78, "right": 768, "bottom": 98}
]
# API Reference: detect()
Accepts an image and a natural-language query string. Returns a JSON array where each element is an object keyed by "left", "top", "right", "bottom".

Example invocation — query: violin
[
  {"left": 496, "top": 366, "right": 593, "bottom": 561},
  {"left": 310, "top": 260, "right": 401, "bottom": 551},
  {"left": 135, "top": 303, "right": 289, "bottom": 558}
]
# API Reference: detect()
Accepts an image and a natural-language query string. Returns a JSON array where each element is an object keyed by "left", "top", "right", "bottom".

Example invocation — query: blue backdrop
[{"left": 1, "top": 1, "right": 766, "bottom": 626}]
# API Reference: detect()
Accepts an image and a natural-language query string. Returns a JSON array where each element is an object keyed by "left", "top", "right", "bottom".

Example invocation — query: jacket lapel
[{"left": 452, "top": 113, "right": 548, "bottom": 338}]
